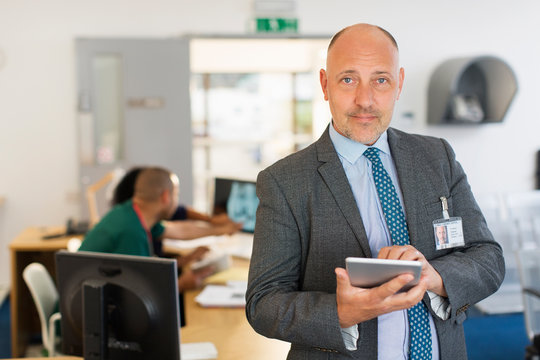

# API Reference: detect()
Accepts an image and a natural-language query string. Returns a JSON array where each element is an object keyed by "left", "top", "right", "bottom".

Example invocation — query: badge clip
[{"left": 440, "top": 196, "right": 450, "bottom": 220}]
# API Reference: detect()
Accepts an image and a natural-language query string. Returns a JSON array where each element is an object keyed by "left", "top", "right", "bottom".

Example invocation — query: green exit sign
[{"left": 256, "top": 18, "right": 298, "bottom": 33}]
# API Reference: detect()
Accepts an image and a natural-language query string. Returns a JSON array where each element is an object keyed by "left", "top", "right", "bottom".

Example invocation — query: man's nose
[{"left": 354, "top": 82, "right": 373, "bottom": 108}]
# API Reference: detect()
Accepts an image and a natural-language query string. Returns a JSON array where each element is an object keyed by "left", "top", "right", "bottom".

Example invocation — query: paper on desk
[
  {"left": 204, "top": 267, "right": 248, "bottom": 285},
  {"left": 181, "top": 341, "right": 218, "bottom": 360},
  {"left": 163, "top": 235, "right": 226, "bottom": 251},
  {"left": 195, "top": 281, "right": 247, "bottom": 308},
  {"left": 191, "top": 251, "right": 231, "bottom": 273}
]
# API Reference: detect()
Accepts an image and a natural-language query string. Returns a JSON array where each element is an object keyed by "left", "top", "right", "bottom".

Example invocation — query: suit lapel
[
  {"left": 387, "top": 128, "right": 423, "bottom": 246},
  {"left": 315, "top": 129, "right": 373, "bottom": 258}
]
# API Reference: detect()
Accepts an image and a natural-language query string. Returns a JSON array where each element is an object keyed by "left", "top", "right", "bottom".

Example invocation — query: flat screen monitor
[
  {"left": 55, "top": 250, "right": 181, "bottom": 360},
  {"left": 213, "top": 177, "right": 258, "bottom": 233}
]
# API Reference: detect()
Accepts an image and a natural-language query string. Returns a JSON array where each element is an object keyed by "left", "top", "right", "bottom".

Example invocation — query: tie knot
[{"left": 363, "top": 147, "right": 380, "bottom": 163}]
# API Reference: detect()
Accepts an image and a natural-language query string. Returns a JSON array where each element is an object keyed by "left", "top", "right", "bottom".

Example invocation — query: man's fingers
[
  {"left": 378, "top": 245, "right": 423, "bottom": 261},
  {"left": 379, "top": 273, "right": 414, "bottom": 295},
  {"left": 337, "top": 267, "right": 416, "bottom": 298}
]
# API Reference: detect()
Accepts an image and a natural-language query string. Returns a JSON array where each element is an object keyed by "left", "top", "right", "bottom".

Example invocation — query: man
[
  {"left": 80, "top": 167, "right": 242, "bottom": 289},
  {"left": 246, "top": 24, "right": 505, "bottom": 359},
  {"left": 111, "top": 166, "right": 234, "bottom": 226},
  {"left": 110, "top": 166, "right": 241, "bottom": 257}
]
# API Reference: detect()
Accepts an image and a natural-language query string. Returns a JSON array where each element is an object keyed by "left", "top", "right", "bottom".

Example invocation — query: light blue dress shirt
[{"left": 329, "top": 124, "right": 440, "bottom": 360}]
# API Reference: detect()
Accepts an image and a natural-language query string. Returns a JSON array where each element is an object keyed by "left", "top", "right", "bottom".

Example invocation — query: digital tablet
[{"left": 345, "top": 257, "right": 422, "bottom": 292}]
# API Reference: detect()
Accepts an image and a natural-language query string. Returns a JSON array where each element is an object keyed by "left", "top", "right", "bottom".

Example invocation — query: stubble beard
[{"left": 342, "top": 111, "right": 385, "bottom": 145}]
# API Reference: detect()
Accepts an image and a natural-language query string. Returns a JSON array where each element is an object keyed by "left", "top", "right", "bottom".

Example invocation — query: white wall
[{"left": 1, "top": 0, "right": 539, "bottom": 286}]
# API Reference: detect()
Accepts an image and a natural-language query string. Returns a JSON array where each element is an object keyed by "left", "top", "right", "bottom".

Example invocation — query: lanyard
[{"left": 132, "top": 202, "right": 154, "bottom": 256}]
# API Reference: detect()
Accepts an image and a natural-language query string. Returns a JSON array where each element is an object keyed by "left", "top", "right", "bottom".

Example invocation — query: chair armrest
[
  {"left": 48, "top": 311, "right": 62, "bottom": 356},
  {"left": 523, "top": 287, "right": 540, "bottom": 299}
]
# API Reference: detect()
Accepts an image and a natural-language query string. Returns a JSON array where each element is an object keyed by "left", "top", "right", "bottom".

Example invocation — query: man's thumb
[{"left": 335, "top": 267, "right": 349, "bottom": 286}]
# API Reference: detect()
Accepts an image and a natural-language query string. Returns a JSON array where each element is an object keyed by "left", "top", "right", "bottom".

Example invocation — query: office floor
[
  {"left": 0, "top": 296, "right": 11, "bottom": 358},
  {"left": 464, "top": 307, "right": 530, "bottom": 359}
]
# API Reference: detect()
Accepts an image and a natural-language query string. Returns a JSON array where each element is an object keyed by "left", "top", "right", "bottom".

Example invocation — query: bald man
[
  {"left": 80, "top": 167, "right": 241, "bottom": 287},
  {"left": 246, "top": 24, "right": 504, "bottom": 359}
]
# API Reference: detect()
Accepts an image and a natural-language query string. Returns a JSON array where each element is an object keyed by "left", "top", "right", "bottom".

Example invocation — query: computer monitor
[
  {"left": 213, "top": 177, "right": 259, "bottom": 233},
  {"left": 55, "top": 250, "right": 181, "bottom": 360}
]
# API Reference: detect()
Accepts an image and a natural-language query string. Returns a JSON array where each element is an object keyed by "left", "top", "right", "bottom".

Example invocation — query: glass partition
[
  {"left": 190, "top": 37, "right": 329, "bottom": 211},
  {"left": 92, "top": 54, "right": 124, "bottom": 164}
]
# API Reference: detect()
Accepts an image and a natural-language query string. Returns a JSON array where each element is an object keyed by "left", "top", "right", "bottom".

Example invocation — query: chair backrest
[
  {"left": 476, "top": 192, "right": 508, "bottom": 224},
  {"left": 506, "top": 190, "right": 540, "bottom": 221},
  {"left": 22, "top": 262, "right": 59, "bottom": 352},
  {"left": 488, "top": 219, "right": 522, "bottom": 302},
  {"left": 516, "top": 249, "right": 540, "bottom": 341}
]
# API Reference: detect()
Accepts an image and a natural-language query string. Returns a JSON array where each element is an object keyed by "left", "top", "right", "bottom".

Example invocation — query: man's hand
[
  {"left": 177, "top": 265, "right": 215, "bottom": 291},
  {"left": 209, "top": 213, "right": 234, "bottom": 225},
  {"left": 335, "top": 267, "right": 428, "bottom": 328},
  {"left": 175, "top": 246, "right": 210, "bottom": 267},
  {"left": 215, "top": 221, "right": 243, "bottom": 236},
  {"left": 377, "top": 245, "right": 447, "bottom": 297}
]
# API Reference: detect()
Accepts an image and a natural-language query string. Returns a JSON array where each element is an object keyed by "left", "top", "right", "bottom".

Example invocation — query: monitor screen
[
  {"left": 213, "top": 177, "right": 259, "bottom": 233},
  {"left": 55, "top": 251, "right": 181, "bottom": 360}
]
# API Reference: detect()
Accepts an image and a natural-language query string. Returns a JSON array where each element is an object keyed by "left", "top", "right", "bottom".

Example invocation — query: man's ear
[
  {"left": 320, "top": 69, "right": 329, "bottom": 101},
  {"left": 160, "top": 189, "right": 170, "bottom": 204},
  {"left": 396, "top": 67, "right": 405, "bottom": 100}
]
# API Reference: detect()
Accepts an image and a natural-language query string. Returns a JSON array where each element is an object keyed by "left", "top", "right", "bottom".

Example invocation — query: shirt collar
[{"left": 329, "top": 122, "right": 391, "bottom": 164}]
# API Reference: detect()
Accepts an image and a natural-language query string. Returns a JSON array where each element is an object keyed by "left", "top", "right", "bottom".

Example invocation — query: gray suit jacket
[{"left": 246, "top": 126, "right": 505, "bottom": 360}]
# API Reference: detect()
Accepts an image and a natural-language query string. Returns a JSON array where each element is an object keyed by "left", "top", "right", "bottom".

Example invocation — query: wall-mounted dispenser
[{"left": 427, "top": 56, "right": 518, "bottom": 124}]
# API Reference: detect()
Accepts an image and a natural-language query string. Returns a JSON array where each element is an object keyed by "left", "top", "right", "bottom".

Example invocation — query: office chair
[
  {"left": 506, "top": 190, "right": 540, "bottom": 220},
  {"left": 475, "top": 218, "right": 523, "bottom": 314},
  {"left": 475, "top": 192, "right": 523, "bottom": 313},
  {"left": 516, "top": 249, "right": 540, "bottom": 359},
  {"left": 22, "top": 262, "right": 63, "bottom": 357}
]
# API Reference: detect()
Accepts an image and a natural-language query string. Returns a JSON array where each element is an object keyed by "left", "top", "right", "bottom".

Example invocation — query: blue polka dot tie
[{"left": 364, "top": 147, "right": 432, "bottom": 360}]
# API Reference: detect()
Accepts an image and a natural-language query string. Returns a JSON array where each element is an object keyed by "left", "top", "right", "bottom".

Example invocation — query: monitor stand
[{"left": 82, "top": 280, "right": 109, "bottom": 360}]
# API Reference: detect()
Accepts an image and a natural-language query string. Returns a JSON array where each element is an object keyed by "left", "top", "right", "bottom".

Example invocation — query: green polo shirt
[{"left": 79, "top": 199, "right": 165, "bottom": 257}]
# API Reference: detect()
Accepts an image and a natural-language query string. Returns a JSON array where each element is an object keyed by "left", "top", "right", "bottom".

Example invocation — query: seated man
[
  {"left": 112, "top": 166, "right": 233, "bottom": 225},
  {"left": 79, "top": 167, "right": 242, "bottom": 325},
  {"left": 111, "top": 166, "right": 235, "bottom": 257}
]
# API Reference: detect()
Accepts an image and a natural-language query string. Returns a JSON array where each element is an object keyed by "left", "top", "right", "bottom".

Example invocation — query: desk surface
[
  {"left": 10, "top": 227, "right": 290, "bottom": 360},
  {"left": 182, "top": 269, "right": 290, "bottom": 359},
  {"left": 9, "top": 226, "right": 74, "bottom": 251},
  {"left": 6, "top": 358, "right": 82, "bottom": 360}
]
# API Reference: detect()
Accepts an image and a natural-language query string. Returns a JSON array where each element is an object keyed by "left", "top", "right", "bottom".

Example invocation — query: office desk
[
  {"left": 5, "top": 357, "right": 82, "bottom": 360},
  {"left": 182, "top": 272, "right": 290, "bottom": 359},
  {"left": 9, "top": 226, "right": 75, "bottom": 358},
  {"left": 9, "top": 228, "right": 290, "bottom": 359}
]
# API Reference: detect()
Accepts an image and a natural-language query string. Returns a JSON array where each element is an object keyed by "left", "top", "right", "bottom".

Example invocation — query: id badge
[
  {"left": 433, "top": 196, "right": 465, "bottom": 250},
  {"left": 433, "top": 218, "right": 464, "bottom": 250}
]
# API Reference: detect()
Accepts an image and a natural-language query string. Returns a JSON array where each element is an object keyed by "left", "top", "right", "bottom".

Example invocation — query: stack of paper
[
  {"left": 181, "top": 342, "right": 218, "bottom": 360},
  {"left": 163, "top": 235, "right": 225, "bottom": 251},
  {"left": 204, "top": 267, "right": 248, "bottom": 285},
  {"left": 195, "top": 281, "right": 247, "bottom": 308},
  {"left": 190, "top": 251, "right": 231, "bottom": 273}
]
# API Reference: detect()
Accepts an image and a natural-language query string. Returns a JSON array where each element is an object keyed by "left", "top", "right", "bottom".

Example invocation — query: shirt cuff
[
  {"left": 340, "top": 324, "right": 359, "bottom": 351},
  {"left": 427, "top": 290, "right": 451, "bottom": 320}
]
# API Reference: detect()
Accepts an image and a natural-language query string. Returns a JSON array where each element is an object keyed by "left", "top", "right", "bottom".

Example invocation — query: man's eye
[
  {"left": 342, "top": 78, "right": 353, "bottom": 84},
  {"left": 376, "top": 78, "right": 387, "bottom": 84}
]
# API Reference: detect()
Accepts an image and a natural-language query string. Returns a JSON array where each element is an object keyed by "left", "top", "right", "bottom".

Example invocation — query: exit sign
[{"left": 256, "top": 17, "right": 298, "bottom": 33}]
